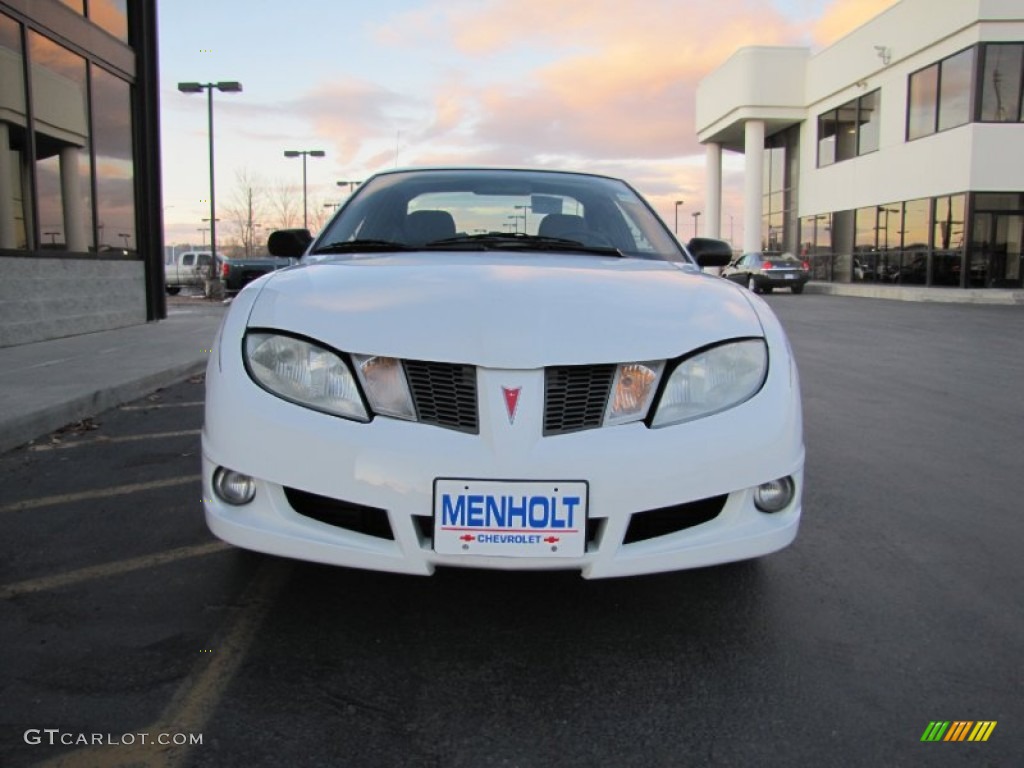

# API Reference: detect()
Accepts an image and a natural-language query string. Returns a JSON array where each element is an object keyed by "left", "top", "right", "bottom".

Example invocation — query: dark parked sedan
[{"left": 722, "top": 252, "right": 810, "bottom": 294}]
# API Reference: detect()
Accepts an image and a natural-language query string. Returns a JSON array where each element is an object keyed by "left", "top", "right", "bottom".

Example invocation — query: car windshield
[{"left": 309, "top": 169, "right": 687, "bottom": 263}]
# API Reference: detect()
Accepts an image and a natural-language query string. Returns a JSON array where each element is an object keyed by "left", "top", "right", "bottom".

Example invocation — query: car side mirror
[
  {"left": 268, "top": 229, "right": 313, "bottom": 258},
  {"left": 686, "top": 237, "right": 733, "bottom": 268}
]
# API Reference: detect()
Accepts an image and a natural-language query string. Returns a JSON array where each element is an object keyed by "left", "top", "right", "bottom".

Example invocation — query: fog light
[
  {"left": 753, "top": 476, "right": 794, "bottom": 513},
  {"left": 213, "top": 467, "right": 256, "bottom": 505}
]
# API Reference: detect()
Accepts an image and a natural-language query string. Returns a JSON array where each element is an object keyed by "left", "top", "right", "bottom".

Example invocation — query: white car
[{"left": 202, "top": 168, "right": 803, "bottom": 578}]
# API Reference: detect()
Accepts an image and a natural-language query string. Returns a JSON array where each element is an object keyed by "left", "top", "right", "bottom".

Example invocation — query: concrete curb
[
  {"left": 803, "top": 282, "right": 1024, "bottom": 305},
  {"left": 0, "top": 359, "right": 208, "bottom": 454}
]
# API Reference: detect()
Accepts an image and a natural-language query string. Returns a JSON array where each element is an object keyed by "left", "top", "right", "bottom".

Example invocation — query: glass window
[
  {"left": 974, "top": 193, "right": 1023, "bottom": 211},
  {"left": 938, "top": 48, "right": 975, "bottom": 132},
  {"left": 908, "top": 64, "right": 938, "bottom": 139},
  {"left": 767, "top": 145, "right": 784, "bottom": 196},
  {"left": 835, "top": 102, "right": 858, "bottom": 161},
  {"left": 900, "top": 199, "right": 930, "bottom": 285},
  {"left": 980, "top": 43, "right": 1023, "bottom": 122},
  {"left": 858, "top": 89, "right": 880, "bottom": 154},
  {"left": 30, "top": 32, "right": 93, "bottom": 253},
  {"left": 817, "top": 111, "right": 836, "bottom": 166},
  {"left": 91, "top": 67, "right": 135, "bottom": 254},
  {"left": 855, "top": 206, "right": 877, "bottom": 250},
  {"left": 89, "top": 0, "right": 129, "bottom": 44},
  {"left": 0, "top": 13, "right": 29, "bottom": 250},
  {"left": 932, "top": 194, "right": 965, "bottom": 286},
  {"left": 57, "top": 0, "right": 84, "bottom": 13}
]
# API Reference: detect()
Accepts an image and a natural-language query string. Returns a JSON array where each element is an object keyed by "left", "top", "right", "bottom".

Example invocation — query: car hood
[{"left": 245, "top": 253, "right": 763, "bottom": 367}]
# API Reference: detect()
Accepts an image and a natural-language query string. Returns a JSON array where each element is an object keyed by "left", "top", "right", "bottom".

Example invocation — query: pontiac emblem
[{"left": 502, "top": 386, "right": 522, "bottom": 424}]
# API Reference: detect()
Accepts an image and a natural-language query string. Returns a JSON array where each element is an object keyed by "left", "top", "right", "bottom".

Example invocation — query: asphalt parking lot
[{"left": 1, "top": 294, "right": 1021, "bottom": 767}]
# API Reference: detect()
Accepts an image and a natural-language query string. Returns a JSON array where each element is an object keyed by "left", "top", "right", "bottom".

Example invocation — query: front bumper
[{"left": 202, "top": 355, "right": 804, "bottom": 580}]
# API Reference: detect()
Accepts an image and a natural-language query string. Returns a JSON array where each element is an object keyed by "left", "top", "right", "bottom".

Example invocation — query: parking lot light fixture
[
  {"left": 285, "top": 150, "right": 326, "bottom": 230},
  {"left": 177, "top": 80, "right": 243, "bottom": 295}
]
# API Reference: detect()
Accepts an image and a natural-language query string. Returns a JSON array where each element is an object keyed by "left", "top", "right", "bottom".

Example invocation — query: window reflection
[
  {"left": 30, "top": 32, "right": 93, "bottom": 253},
  {"left": 900, "top": 199, "right": 930, "bottom": 284},
  {"left": 89, "top": 0, "right": 129, "bottom": 44},
  {"left": 938, "top": 48, "right": 975, "bottom": 131},
  {"left": 817, "top": 112, "right": 836, "bottom": 166},
  {"left": 858, "top": 90, "right": 880, "bottom": 154},
  {"left": 835, "top": 103, "right": 858, "bottom": 161},
  {"left": 908, "top": 64, "right": 938, "bottom": 139},
  {"left": 92, "top": 67, "right": 135, "bottom": 253},
  {"left": 980, "top": 44, "right": 1023, "bottom": 122},
  {"left": 0, "top": 13, "right": 29, "bottom": 249},
  {"left": 932, "top": 195, "right": 965, "bottom": 286}
]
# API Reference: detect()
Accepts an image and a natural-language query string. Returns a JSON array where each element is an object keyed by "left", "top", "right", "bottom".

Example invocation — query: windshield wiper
[
  {"left": 425, "top": 233, "right": 623, "bottom": 257},
  {"left": 311, "top": 239, "right": 413, "bottom": 254}
]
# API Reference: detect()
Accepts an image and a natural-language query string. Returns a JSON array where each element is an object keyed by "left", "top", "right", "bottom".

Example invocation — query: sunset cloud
[{"left": 160, "top": 0, "right": 902, "bottom": 245}]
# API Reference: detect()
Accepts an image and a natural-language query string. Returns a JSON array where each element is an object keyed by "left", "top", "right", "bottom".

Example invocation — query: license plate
[
  {"left": 433, "top": 479, "right": 588, "bottom": 558},
  {"left": 785, "top": 273, "right": 796, "bottom": 279}
]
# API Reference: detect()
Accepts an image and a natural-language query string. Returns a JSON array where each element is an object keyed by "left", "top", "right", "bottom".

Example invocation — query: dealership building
[
  {"left": 0, "top": 0, "right": 162, "bottom": 347},
  {"left": 696, "top": 0, "right": 1024, "bottom": 289}
]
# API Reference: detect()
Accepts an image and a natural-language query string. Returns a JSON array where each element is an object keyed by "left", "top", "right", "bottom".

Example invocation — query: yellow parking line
[
  {"left": 30, "top": 429, "right": 201, "bottom": 452},
  {"left": 119, "top": 401, "right": 204, "bottom": 411},
  {"left": 0, "top": 474, "right": 201, "bottom": 514},
  {"left": 34, "top": 559, "right": 290, "bottom": 768},
  {"left": 0, "top": 541, "right": 230, "bottom": 600}
]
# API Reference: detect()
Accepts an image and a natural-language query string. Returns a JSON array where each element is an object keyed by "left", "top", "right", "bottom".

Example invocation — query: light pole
[
  {"left": 515, "top": 204, "right": 530, "bottom": 233},
  {"left": 674, "top": 200, "right": 683, "bottom": 234},
  {"left": 178, "top": 80, "right": 242, "bottom": 296},
  {"left": 197, "top": 227, "right": 208, "bottom": 246},
  {"left": 337, "top": 180, "right": 361, "bottom": 195},
  {"left": 728, "top": 214, "right": 734, "bottom": 244},
  {"left": 285, "top": 149, "right": 326, "bottom": 230},
  {"left": 692, "top": 211, "right": 701, "bottom": 238}
]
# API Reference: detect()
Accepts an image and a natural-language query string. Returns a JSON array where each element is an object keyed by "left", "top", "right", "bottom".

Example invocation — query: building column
[
  {"left": 743, "top": 120, "right": 765, "bottom": 255},
  {"left": 59, "top": 146, "right": 88, "bottom": 252},
  {"left": 0, "top": 122, "right": 15, "bottom": 249},
  {"left": 704, "top": 142, "right": 722, "bottom": 239}
]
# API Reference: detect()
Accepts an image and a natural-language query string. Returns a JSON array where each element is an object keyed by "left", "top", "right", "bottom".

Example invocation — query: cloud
[{"left": 811, "top": 0, "right": 901, "bottom": 48}]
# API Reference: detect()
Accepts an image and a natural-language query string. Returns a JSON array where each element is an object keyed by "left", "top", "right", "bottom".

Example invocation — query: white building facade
[{"left": 696, "top": 0, "right": 1024, "bottom": 289}]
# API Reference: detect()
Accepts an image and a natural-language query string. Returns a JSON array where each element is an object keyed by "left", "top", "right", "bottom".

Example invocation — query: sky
[{"left": 157, "top": 0, "right": 899, "bottom": 248}]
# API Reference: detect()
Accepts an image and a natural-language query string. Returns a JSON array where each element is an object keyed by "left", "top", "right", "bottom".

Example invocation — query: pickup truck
[
  {"left": 213, "top": 254, "right": 295, "bottom": 295},
  {"left": 164, "top": 251, "right": 213, "bottom": 295}
]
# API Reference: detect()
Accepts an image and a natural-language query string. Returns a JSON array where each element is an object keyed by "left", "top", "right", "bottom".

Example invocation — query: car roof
[{"left": 366, "top": 166, "right": 625, "bottom": 184}]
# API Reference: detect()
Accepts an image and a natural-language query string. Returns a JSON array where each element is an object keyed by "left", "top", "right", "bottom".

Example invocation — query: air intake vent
[
  {"left": 284, "top": 487, "right": 394, "bottom": 540},
  {"left": 403, "top": 360, "right": 479, "bottom": 434},
  {"left": 544, "top": 364, "right": 615, "bottom": 435},
  {"left": 623, "top": 495, "right": 727, "bottom": 543}
]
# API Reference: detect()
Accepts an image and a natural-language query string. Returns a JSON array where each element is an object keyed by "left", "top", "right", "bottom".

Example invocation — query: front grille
[
  {"left": 403, "top": 360, "right": 479, "bottom": 434},
  {"left": 623, "top": 495, "right": 727, "bottom": 544},
  {"left": 284, "top": 487, "right": 394, "bottom": 540},
  {"left": 543, "top": 365, "right": 616, "bottom": 435}
]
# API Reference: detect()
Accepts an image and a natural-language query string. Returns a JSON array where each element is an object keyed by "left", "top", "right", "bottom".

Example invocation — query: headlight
[
  {"left": 351, "top": 354, "right": 416, "bottom": 421},
  {"left": 651, "top": 339, "right": 767, "bottom": 427},
  {"left": 245, "top": 332, "right": 369, "bottom": 421},
  {"left": 604, "top": 361, "right": 664, "bottom": 426}
]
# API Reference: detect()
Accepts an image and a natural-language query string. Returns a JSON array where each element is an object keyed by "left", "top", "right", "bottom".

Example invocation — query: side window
[
  {"left": 197, "top": 254, "right": 212, "bottom": 268},
  {"left": 182, "top": 254, "right": 195, "bottom": 266}
]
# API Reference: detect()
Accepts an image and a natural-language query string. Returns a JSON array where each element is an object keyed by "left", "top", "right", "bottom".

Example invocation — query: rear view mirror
[{"left": 267, "top": 229, "right": 313, "bottom": 258}]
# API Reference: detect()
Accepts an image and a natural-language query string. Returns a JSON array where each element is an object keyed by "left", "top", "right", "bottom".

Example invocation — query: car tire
[
  {"left": 165, "top": 286, "right": 180, "bottom": 295},
  {"left": 791, "top": 284, "right": 804, "bottom": 294},
  {"left": 746, "top": 276, "right": 760, "bottom": 294}
]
